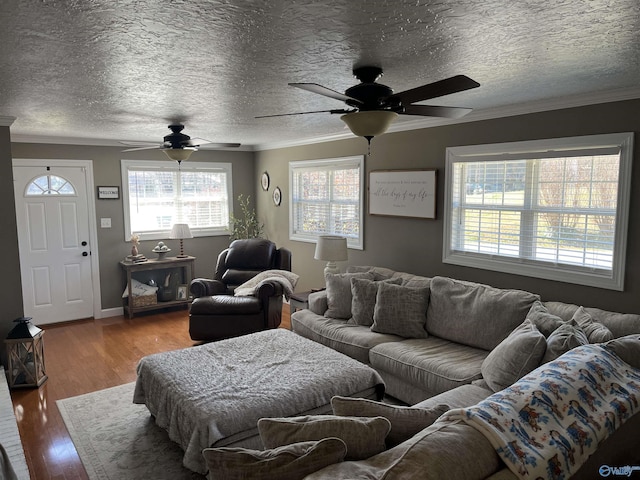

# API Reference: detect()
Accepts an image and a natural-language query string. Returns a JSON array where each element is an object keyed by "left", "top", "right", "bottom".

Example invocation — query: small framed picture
[
  {"left": 97, "top": 186, "right": 119, "bottom": 199},
  {"left": 261, "top": 171, "right": 270, "bottom": 191},
  {"left": 273, "top": 186, "right": 282, "bottom": 206},
  {"left": 176, "top": 284, "right": 188, "bottom": 300}
]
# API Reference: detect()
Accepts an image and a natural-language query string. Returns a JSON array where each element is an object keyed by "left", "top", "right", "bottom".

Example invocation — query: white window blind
[
  {"left": 121, "top": 159, "right": 233, "bottom": 241},
  {"left": 289, "top": 156, "right": 364, "bottom": 249},
  {"left": 444, "top": 133, "right": 633, "bottom": 290}
]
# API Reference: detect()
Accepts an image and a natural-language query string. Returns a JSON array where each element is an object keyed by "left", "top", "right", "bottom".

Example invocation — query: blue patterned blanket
[{"left": 442, "top": 344, "right": 640, "bottom": 480}]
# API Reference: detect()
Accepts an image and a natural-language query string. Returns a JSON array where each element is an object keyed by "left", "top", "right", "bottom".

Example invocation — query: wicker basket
[{"left": 132, "top": 294, "right": 157, "bottom": 307}]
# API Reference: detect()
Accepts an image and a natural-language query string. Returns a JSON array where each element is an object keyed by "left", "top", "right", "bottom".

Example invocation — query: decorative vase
[{"left": 131, "top": 244, "right": 138, "bottom": 256}]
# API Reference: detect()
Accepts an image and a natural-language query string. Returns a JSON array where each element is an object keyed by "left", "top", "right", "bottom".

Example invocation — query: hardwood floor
[{"left": 10, "top": 304, "right": 291, "bottom": 479}]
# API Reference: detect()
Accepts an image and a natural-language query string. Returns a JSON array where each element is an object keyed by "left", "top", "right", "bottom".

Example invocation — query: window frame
[
  {"left": 121, "top": 159, "right": 233, "bottom": 241},
  {"left": 289, "top": 155, "right": 365, "bottom": 250},
  {"left": 443, "top": 132, "right": 633, "bottom": 291}
]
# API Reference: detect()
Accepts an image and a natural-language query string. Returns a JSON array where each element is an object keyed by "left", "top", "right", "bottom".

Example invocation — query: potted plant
[{"left": 229, "top": 194, "right": 264, "bottom": 240}]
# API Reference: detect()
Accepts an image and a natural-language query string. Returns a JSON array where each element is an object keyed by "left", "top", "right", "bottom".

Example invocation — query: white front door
[{"left": 13, "top": 162, "right": 95, "bottom": 325}]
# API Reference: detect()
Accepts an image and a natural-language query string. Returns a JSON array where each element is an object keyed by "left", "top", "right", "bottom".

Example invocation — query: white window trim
[
  {"left": 443, "top": 132, "right": 633, "bottom": 291},
  {"left": 289, "top": 156, "right": 365, "bottom": 250},
  {"left": 121, "top": 159, "right": 233, "bottom": 241}
]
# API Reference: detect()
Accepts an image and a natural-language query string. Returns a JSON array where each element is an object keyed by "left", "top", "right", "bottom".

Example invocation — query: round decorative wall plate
[
  {"left": 261, "top": 172, "right": 270, "bottom": 191},
  {"left": 273, "top": 186, "right": 282, "bottom": 206}
]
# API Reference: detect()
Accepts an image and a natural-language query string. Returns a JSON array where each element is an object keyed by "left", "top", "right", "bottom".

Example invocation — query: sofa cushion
[
  {"left": 544, "top": 301, "right": 640, "bottom": 338},
  {"left": 413, "top": 384, "right": 493, "bottom": 410},
  {"left": 258, "top": 415, "right": 391, "bottom": 461},
  {"left": 480, "top": 319, "right": 547, "bottom": 392},
  {"left": 426, "top": 276, "right": 540, "bottom": 350},
  {"left": 371, "top": 283, "right": 430, "bottom": 338},
  {"left": 526, "top": 300, "right": 565, "bottom": 337},
  {"left": 202, "top": 437, "right": 347, "bottom": 480},
  {"left": 541, "top": 321, "right": 588, "bottom": 364},
  {"left": 604, "top": 334, "right": 640, "bottom": 369},
  {"left": 369, "top": 338, "right": 487, "bottom": 396},
  {"left": 571, "top": 306, "right": 614, "bottom": 343},
  {"left": 303, "top": 420, "right": 501, "bottom": 480},
  {"left": 331, "top": 396, "right": 450, "bottom": 446},
  {"left": 324, "top": 272, "right": 374, "bottom": 320},
  {"left": 349, "top": 277, "right": 402, "bottom": 327},
  {"left": 291, "top": 309, "right": 401, "bottom": 364}
]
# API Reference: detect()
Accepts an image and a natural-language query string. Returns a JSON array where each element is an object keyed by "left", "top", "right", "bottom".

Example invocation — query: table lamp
[
  {"left": 170, "top": 223, "right": 193, "bottom": 258},
  {"left": 314, "top": 235, "right": 348, "bottom": 276}
]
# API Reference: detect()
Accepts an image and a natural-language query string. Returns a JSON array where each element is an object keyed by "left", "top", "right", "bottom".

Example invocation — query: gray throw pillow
[
  {"left": 541, "top": 321, "right": 588, "bottom": 364},
  {"left": 371, "top": 282, "right": 430, "bottom": 338},
  {"left": 481, "top": 319, "right": 547, "bottom": 392},
  {"left": 349, "top": 277, "right": 403, "bottom": 327},
  {"left": 324, "top": 272, "right": 374, "bottom": 320},
  {"left": 202, "top": 438, "right": 347, "bottom": 480},
  {"left": 572, "top": 306, "right": 614, "bottom": 343},
  {"left": 258, "top": 415, "right": 391, "bottom": 461},
  {"left": 604, "top": 334, "right": 640, "bottom": 369},
  {"left": 331, "top": 396, "right": 450, "bottom": 446},
  {"left": 526, "top": 300, "right": 565, "bottom": 337}
]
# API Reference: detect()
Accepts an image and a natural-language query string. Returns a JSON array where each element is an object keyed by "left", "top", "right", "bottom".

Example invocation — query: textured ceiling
[{"left": 2, "top": 0, "right": 640, "bottom": 150}]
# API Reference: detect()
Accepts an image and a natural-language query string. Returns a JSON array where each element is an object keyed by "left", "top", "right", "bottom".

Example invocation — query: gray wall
[
  {"left": 1, "top": 98, "right": 638, "bottom": 365},
  {"left": 9, "top": 143, "right": 256, "bottom": 312},
  {"left": 256, "top": 99, "right": 640, "bottom": 315},
  {"left": 0, "top": 127, "right": 24, "bottom": 365}
]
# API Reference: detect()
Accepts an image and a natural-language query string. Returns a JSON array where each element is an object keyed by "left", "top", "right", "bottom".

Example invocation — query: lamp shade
[
  {"left": 314, "top": 235, "right": 348, "bottom": 261},
  {"left": 169, "top": 223, "right": 193, "bottom": 239},
  {"left": 162, "top": 148, "right": 196, "bottom": 162},
  {"left": 340, "top": 111, "right": 398, "bottom": 138}
]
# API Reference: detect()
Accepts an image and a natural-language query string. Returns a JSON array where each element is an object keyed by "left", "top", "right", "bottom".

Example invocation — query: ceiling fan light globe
[
  {"left": 340, "top": 111, "right": 398, "bottom": 138},
  {"left": 162, "top": 148, "right": 196, "bottom": 162}
]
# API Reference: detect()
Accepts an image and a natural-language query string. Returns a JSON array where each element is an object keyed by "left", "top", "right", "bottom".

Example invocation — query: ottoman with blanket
[{"left": 133, "top": 328, "right": 384, "bottom": 474}]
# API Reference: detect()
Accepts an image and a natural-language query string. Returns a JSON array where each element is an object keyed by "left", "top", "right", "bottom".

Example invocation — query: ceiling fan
[
  {"left": 121, "top": 124, "right": 241, "bottom": 162},
  {"left": 257, "top": 66, "right": 480, "bottom": 145}
]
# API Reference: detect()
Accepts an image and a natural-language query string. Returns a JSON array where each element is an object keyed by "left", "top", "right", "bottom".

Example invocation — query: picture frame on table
[{"left": 176, "top": 284, "right": 188, "bottom": 300}]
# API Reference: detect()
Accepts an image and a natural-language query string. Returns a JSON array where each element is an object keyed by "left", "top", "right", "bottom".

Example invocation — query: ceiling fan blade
[
  {"left": 122, "top": 145, "right": 161, "bottom": 152},
  {"left": 393, "top": 75, "right": 480, "bottom": 105},
  {"left": 256, "top": 109, "right": 352, "bottom": 119},
  {"left": 201, "top": 143, "right": 242, "bottom": 148},
  {"left": 120, "top": 140, "right": 158, "bottom": 147},
  {"left": 289, "top": 83, "right": 362, "bottom": 104},
  {"left": 402, "top": 104, "right": 473, "bottom": 119}
]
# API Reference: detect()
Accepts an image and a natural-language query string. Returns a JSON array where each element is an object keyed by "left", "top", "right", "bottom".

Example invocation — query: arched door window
[{"left": 25, "top": 175, "right": 76, "bottom": 196}]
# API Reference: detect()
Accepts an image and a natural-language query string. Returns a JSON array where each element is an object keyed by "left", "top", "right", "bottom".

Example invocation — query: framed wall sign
[
  {"left": 369, "top": 169, "right": 437, "bottom": 219},
  {"left": 97, "top": 186, "right": 120, "bottom": 199}
]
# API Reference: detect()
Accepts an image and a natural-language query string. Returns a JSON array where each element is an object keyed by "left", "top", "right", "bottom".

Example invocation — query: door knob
[{"left": 82, "top": 252, "right": 88, "bottom": 256}]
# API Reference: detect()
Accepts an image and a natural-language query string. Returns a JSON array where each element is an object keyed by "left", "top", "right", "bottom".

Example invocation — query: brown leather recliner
[{"left": 188, "top": 239, "right": 292, "bottom": 342}]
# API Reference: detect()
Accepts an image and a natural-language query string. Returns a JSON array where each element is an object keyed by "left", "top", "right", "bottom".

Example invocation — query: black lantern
[{"left": 4, "top": 317, "right": 47, "bottom": 388}]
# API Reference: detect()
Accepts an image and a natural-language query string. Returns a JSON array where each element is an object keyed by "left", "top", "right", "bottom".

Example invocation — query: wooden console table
[{"left": 120, "top": 256, "right": 195, "bottom": 318}]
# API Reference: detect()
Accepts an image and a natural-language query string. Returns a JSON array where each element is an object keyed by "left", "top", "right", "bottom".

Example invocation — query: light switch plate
[{"left": 100, "top": 217, "right": 111, "bottom": 228}]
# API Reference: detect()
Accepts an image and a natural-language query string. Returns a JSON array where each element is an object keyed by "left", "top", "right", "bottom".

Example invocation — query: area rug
[{"left": 57, "top": 382, "right": 204, "bottom": 480}]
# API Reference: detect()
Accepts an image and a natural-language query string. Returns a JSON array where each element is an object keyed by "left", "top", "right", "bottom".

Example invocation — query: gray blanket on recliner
[{"left": 233, "top": 269, "right": 299, "bottom": 300}]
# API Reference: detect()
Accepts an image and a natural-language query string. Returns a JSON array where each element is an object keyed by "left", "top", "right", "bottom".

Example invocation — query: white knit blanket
[
  {"left": 233, "top": 269, "right": 299, "bottom": 300},
  {"left": 442, "top": 345, "right": 640, "bottom": 480}
]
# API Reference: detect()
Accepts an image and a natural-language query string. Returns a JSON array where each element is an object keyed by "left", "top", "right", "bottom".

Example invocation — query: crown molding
[
  {"left": 9, "top": 86, "right": 640, "bottom": 151},
  {"left": 255, "top": 85, "right": 640, "bottom": 151},
  {"left": 0, "top": 116, "right": 16, "bottom": 127}
]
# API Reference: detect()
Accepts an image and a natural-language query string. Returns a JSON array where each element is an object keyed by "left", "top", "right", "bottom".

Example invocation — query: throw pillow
[
  {"left": 481, "top": 319, "right": 547, "bottom": 392},
  {"left": 371, "top": 282, "right": 430, "bottom": 338},
  {"left": 541, "top": 321, "right": 588, "bottom": 364},
  {"left": 324, "top": 272, "right": 374, "bottom": 320},
  {"left": 258, "top": 415, "right": 391, "bottom": 461},
  {"left": 202, "top": 438, "right": 347, "bottom": 480},
  {"left": 526, "top": 300, "right": 565, "bottom": 337},
  {"left": 349, "top": 277, "right": 403, "bottom": 327},
  {"left": 604, "top": 334, "right": 640, "bottom": 369},
  {"left": 331, "top": 396, "right": 450, "bottom": 446},
  {"left": 572, "top": 306, "right": 614, "bottom": 343}
]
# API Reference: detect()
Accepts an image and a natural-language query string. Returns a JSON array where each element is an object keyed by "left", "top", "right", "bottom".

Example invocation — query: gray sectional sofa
[{"left": 286, "top": 266, "right": 640, "bottom": 478}]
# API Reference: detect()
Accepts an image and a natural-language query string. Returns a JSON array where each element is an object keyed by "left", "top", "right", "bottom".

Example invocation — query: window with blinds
[
  {"left": 121, "top": 159, "right": 233, "bottom": 241},
  {"left": 443, "top": 133, "right": 633, "bottom": 290},
  {"left": 289, "top": 156, "right": 364, "bottom": 249}
]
